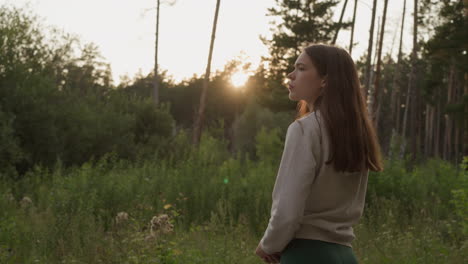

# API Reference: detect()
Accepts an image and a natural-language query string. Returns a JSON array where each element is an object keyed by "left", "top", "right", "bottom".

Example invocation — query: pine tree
[{"left": 259, "top": 0, "right": 349, "bottom": 111}]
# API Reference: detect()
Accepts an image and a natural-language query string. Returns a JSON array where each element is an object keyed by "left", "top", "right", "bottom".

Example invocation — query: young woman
[{"left": 254, "top": 43, "right": 383, "bottom": 264}]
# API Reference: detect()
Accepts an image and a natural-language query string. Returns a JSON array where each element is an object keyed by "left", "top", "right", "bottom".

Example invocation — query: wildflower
[
  {"left": 115, "top": 211, "right": 129, "bottom": 225},
  {"left": 149, "top": 213, "right": 174, "bottom": 238},
  {"left": 20, "top": 196, "right": 32, "bottom": 208}
]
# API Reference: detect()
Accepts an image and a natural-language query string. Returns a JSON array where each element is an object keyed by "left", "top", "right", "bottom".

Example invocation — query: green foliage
[
  {"left": 448, "top": 156, "right": 468, "bottom": 238},
  {"left": 422, "top": 0, "right": 467, "bottom": 123},
  {"left": 0, "top": 131, "right": 267, "bottom": 262},
  {"left": 368, "top": 158, "right": 463, "bottom": 217},
  {"left": 424, "top": 0, "right": 467, "bottom": 67},
  {"left": 0, "top": 108, "right": 22, "bottom": 180},
  {"left": 232, "top": 97, "right": 292, "bottom": 157},
  {"left": 132, "top": 101, "right": 175, "bottom": 159},
  {"left": 0, "top": 6, "right": 175, "bottom": 178},
  {"left": 1, "top": 143, "right": 466, "bottom": 263},
  {"left": 255, "top": 127, "right": 283, "bottom": 165}
]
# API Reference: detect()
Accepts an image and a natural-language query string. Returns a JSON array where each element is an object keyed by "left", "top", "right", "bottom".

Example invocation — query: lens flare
[{"left": 230, "top": 71, "right": 249, "bottom": 88}]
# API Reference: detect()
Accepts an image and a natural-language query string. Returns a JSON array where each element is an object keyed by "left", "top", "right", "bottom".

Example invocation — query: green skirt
[{"left": 280, "top": 239, "right": 359, "bottom": 264}]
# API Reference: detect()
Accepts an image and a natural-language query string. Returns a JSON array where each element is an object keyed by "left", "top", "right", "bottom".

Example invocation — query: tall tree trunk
[
  {"left": 443, "top": 61, "right": 456, "bottom": 160},
  {"left": 332, "top": 0, "right": 349, "bottom": 44},
  {"left": 454, "top": 69, "right": 461, "bottom": 165},
  {"left": 368, "top": 16, "right": 380, "bottom": 116},
  {"left": 431, "top": 104, "right": 435, "bottom": 157},
  {"left": 455, "top": 116, "right": 459, "bottom": 165},
  {"left": 396, "top": 91, "right": 402, "bottom": 133},
  {"left": 424, "top": 104, "right": 434, "bottom": 158},
  {"left": 364, "top": 0, "right": 378, "bottom": 102},
  {"left": 388, "top": 0, "right": 406, "bottom": 159},
  {"left": 153, "top": 0, "right": 160, "bottom": 106},
  {"left": 430, "top": 104, "right": 435, "bottom": 157},
  {"left": 462, "top": 0, "right": 468, "bottom": 162},
  {"left": 399, "top": 0, "right": 418, "bottom": 160},
  {"left": 411, "top": 68, "right": 421, "bottom": 162},
  {"left": 372, "top": 0, "right": 389, "bottom": 127},
  {"left": 374, "top": 76, "right": 384, "bottom": 130},
  {"left": 192, "top": 0, "right": 221, "bottom": 145},
  {"left": 349, "top": 0, "right": 358, "bottom": 55},
  {"left": 464, "top": 72, "right": 468, "bottom": 160},
  {"left": 434, "top": 94, "right": 441, "bottom": 158},
  {"left": 373, "top": 16, "right": 381, "bottom": 67},
  {"left": 390, "top": 0, "right": 406, "bottom": 131}
]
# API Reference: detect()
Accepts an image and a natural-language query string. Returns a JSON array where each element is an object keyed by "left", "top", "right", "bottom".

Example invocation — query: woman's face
[{"left": 286, "top": 51, "right": 326, "bottom": 105}]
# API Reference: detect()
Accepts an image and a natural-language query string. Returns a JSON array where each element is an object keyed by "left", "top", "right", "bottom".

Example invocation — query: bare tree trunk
[
  {"left": 399, "top": 0, "right": 418, "bottom": 160},
  {"left": 464, "top": 72, "right": 468, "bottom": 159},
  {"left": 454, "top": 71, "right": 461, "bottom": 165},
  {"left": 389, "top": 92, "right": 403, "bottom": 160},
  {"left": 443, "top": 61, "right": 456, "bottom": 160},
  {"left": 332, "top": 0, "right": 349, "bottom": 44},
  {"left": 396, "top": 92, "right": 402, "bottom": 133},
  {"left": 429, "top": 104, "right": 433, "bottom": 158},
  {"left": 431, "top": 104, "right": 435, "bottom": 157},
  {"left": 349, "top": 0, "right": 358, "bottom": 55},
  {"left": 374, "top": 77, "right": 385, "bottom": 128},
  {"left": 364, "top": 0, "right": 378, "bottom": 102},
  {"left": 192, "top": 0, "right": 221, "bottom": 145},
  {"left": 390, "top": 0, "right": 406, "bottom": 131},
  {"left": 368, "top": 16, "right": 380, "bottom": 115},
  {"left": 372, "top": 0, "right": 389, "bottom": 127},
  {"left": 462, "top": 0, "right": 468, "bottom": 163},
  {"left": 424, "top": 104, "right": 434, "bottom": 158},
  {"left": 373, "top": 16, "right": 381, "bottom": 67},
  {"left": 153, "top": 0, "right": 160, "bottom": 106},
  {"left": 455, "top": 117, "right": 459, "bottom": 165},
  {"left": 424, "top": 104, "right": 428, "bottom": 157},
  {"left": 434, "top": 95, "right": 441, "bottom": 158},
  {"left": 399, "top": 82, "right": 411, "bottom": 159},
  {"left": 412, "top": 69, "right": 421, "bottom": 162},
  {"left": 375, "top": 89, "right": 387, "bottom": 148}
]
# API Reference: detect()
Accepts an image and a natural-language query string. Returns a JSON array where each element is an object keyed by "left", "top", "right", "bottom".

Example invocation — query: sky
[{"left": 2, "top": 0, "right": 416, "bottom": 85}]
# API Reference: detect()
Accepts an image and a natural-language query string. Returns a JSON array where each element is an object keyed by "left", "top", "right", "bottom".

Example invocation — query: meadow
[{"left": 1, "top": 129, "right": 466, "bottom": 263}]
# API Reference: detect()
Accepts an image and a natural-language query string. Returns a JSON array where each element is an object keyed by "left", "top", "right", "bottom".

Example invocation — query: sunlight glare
[{"left": 230, "top": 71, "right": 249, "bottom": 88}]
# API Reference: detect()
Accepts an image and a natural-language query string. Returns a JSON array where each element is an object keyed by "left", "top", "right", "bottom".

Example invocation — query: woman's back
[
  {"left": 294, "top": 110, "right": 368, "bottom": 247},
  {"left": 260, "top": 110, "right": 368, "bottom": 255}
]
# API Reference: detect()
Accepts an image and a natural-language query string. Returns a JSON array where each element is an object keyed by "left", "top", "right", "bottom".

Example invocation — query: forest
[{"left": 0, "top": 0, "right": 466, "bottom": 263}]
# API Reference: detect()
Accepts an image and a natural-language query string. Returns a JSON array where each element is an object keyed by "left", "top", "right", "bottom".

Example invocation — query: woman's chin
[{"left": 288, "top": 93, "right": 299, "bottom": 101}]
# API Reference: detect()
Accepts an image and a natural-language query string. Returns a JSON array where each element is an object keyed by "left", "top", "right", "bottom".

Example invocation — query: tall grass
[{"left": 0, "top": 129, "right": 466, "bottom": 263}]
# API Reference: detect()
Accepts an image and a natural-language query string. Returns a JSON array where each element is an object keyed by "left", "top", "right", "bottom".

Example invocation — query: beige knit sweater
[{"left": 259, "top": 110, "right": 369, "bottom": 255}]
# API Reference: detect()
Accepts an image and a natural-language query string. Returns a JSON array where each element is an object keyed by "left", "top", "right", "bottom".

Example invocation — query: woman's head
[
  {"left": 287, "top": 44, "right": 361, "bottom": 112},
  {"left": 286, "top": 51, "right": 326, "bottom": 107},
  {"left": 288, "top": 43, "right": 383, "bottom": 173}
]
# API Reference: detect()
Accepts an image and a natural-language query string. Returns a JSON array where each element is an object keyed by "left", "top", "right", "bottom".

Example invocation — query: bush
[{"left": 232, "top": 97, "right": 292, "bottom": 158}]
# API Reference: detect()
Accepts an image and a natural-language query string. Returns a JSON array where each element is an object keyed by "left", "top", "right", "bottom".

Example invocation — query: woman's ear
[{"left": 320, "top": 75, "right": 327, "bottom": 88}]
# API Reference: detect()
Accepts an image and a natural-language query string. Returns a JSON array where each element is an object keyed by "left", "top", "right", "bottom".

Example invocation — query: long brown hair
[{"left": 295, "top": 43, "right": 383, "bottom": 173}]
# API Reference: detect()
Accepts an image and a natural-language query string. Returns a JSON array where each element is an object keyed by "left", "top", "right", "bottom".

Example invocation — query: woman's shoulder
[
  {"left": 286, "top": 111, "right": 323, "bottom": 150},
  {"left": 291, "top": 111, "right": 323, "bottom": 136},
  {"left": 287, "top": 111, "right": 324, "bottom": 162}
]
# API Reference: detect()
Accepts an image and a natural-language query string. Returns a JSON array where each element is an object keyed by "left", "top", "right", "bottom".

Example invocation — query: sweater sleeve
[{"left": 259, "top": 120, "right": 319, "bottom": 254}]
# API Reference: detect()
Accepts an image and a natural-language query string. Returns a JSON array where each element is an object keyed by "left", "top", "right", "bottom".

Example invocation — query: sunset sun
[{"left": 230, "top": 71, "right": 249, "bottom": 88}]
